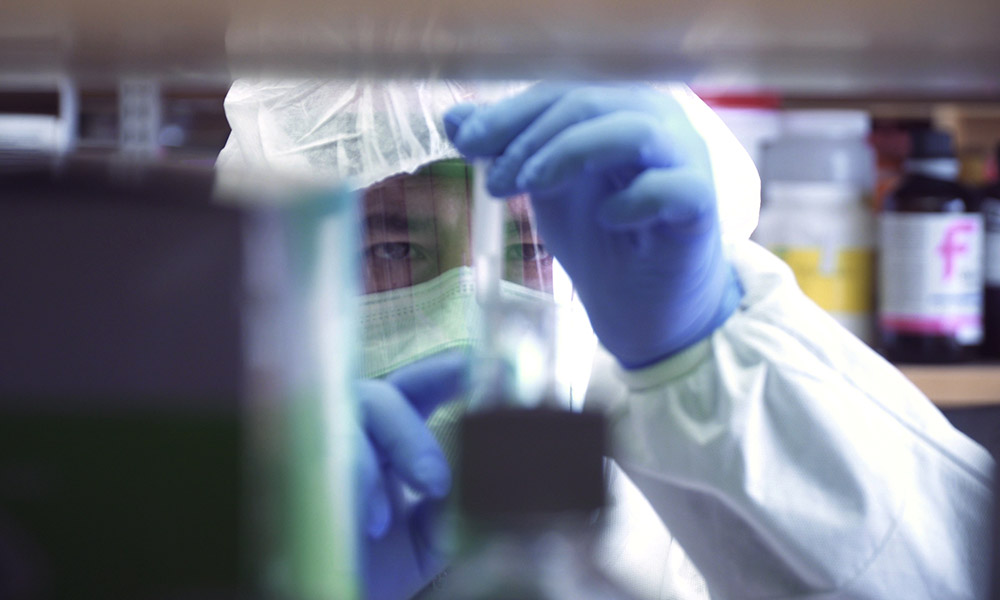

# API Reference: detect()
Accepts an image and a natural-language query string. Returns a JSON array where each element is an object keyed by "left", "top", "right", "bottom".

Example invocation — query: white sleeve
[{"left": 584, "top": 240, "right": 995, "bottom": 600}]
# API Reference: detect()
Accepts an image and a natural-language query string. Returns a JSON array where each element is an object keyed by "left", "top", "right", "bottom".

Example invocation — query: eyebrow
[
  {"left": 364, "top": 213, "right": 436, "bottom": 235},
  {"left": 506, "top": 216, "right": 540, "bottom": 240}
]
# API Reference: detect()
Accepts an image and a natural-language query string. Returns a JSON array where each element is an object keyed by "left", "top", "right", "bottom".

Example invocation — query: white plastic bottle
[{"left": 754, "top": 110, "right": 877, "bottom": 343}]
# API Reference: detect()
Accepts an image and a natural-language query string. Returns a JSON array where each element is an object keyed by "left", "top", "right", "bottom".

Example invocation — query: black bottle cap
[
  {"left": 458, "top": 407, "right": 606, "bottom": 519},
  {"left": 909, "top": 129, "right": 955, "bottom": 159}
]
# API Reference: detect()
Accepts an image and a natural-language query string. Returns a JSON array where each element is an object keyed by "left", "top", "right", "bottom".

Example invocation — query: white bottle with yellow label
[{"left": 755, "top": 181, "right": 876, "bottom": 344}]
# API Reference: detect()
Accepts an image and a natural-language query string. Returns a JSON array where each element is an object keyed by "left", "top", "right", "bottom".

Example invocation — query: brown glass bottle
[
  {"left": 982, "top": 143, "right": 1000, "bottom": 358},
  {"left": 878, "top": 130, "right": 983, "bottom": 363}
]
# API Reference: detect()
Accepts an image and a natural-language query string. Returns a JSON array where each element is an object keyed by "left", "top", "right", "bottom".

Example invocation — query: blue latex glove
[
  {"left": 357, "top": 352, "right": 468, "bottom": 600},
  {"left": 445, "top": 84, "right": 743, "bottom": 368}
]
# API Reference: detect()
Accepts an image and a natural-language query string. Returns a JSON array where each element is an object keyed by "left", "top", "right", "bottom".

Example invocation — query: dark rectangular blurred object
[
  {"left": 0, "top": 90, "right": 59, "bottom": 115},
  {"left": 0, "top": 157, "right": 246, "bottom": 599}
]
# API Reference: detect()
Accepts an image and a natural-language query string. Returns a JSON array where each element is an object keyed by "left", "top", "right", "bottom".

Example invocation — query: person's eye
[
  {"left": 505, "top": 243, "right": 549, "bottom": 261},
  {"left": 368, "top": 242, "right": 426, "bottom": 261}
]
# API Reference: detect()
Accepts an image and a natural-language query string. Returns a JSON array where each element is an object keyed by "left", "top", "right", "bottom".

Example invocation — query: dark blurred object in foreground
[{"left": 0, "top": 159, "right": 245, "bottom": 599}]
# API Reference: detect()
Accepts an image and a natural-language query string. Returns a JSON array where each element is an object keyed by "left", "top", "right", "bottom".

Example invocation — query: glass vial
[{"left": 878, "top": 129, "right": 984, "bottom": 363}]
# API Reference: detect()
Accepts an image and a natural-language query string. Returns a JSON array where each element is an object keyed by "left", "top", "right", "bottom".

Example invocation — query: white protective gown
[
  {"left": 219, "top": 78, "right": 995, "bottom": 600},
  {"left": 588, "top": 239, "right": 994, "bottom": 600}
]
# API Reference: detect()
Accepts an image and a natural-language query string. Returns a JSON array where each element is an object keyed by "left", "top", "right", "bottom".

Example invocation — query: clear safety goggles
[
  {"left": 360, "top": 159, "right": 553, "bottom": 296},
  {"left": 357, "top": 159, "right": 595, "bottom": 409}
]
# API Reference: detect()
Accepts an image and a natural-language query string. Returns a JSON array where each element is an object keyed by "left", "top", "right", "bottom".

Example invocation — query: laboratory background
[{"left": 1, "top": 0, "right": 999, "bottom": 598}]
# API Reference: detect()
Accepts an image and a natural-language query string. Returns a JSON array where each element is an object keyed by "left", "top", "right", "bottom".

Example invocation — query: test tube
[{"left": 470, "top": 161, "right": 558, "bottom": 410}]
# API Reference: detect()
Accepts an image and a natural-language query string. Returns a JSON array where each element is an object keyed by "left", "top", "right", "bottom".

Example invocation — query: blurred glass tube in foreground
[
  {"left": 469, "top": 161, "right": 577, "bottom": 411},
  {"left": 233, "top": 175, "right": 360, "bottom": 600}
]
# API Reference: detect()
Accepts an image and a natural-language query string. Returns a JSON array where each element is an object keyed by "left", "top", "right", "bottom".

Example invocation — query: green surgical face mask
[
  {"left": 359, "top": 265, "right": 555, "bottom": 380},
  {"left": 360, "top": 263, "right": 596, "bottom": 408}
]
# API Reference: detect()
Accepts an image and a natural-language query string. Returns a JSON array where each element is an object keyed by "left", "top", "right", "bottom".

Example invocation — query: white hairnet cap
[
  {"left": 217, "top": 79, "right": 759, "bottom": 242},
  {"left": 217, "top": 78, "right": 519, "bottom": 190}
]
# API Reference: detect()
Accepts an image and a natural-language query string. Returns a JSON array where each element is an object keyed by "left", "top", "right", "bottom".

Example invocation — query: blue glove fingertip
[
  {"left": 452, "top": 119, "right": 486, "bottom": 154},
  {"left": 486, "top": 161, "right": 522, "bottom": 198},
  {"left": 367, "top": 493, "right": 392, "bottom": 539},
  {"left": 444, "top": 103, "right": 477, "bottom": 142},
  {"left": 515, "top": 157, "right": 547, "bottom": 191},
  {"left": 412, "top": 455, "right": 452, "bottom": 499}
]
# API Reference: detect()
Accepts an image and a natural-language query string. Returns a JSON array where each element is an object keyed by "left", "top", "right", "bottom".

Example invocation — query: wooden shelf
[{"left": 897, "top": 364, "right": 1000, "bottom": 409}]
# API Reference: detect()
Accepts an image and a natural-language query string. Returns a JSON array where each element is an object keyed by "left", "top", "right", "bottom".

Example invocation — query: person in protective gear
[{"left": 219, "top": 79, "right": 995, "bottom": 600}]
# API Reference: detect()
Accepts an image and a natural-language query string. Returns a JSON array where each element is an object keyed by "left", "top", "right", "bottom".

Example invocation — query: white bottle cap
[
  {"left": 782, "top": 110, "right": 871, "bottom": 139},
  {"left": 765, "top": 181, "right": 864, "bottom": 207}
]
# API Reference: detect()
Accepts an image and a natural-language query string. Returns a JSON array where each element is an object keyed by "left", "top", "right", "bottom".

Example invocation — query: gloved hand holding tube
[
  {"left": 356, "top": 352, "right": 468, "bottom": 600},
  {"left": 444, "top": 84, "right": 743, "bottom": 368}
]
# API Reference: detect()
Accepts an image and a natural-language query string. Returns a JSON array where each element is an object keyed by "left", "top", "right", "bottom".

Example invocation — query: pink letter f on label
[{"left": 937, "top": 221, "right": 975, "bottom": 280}]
